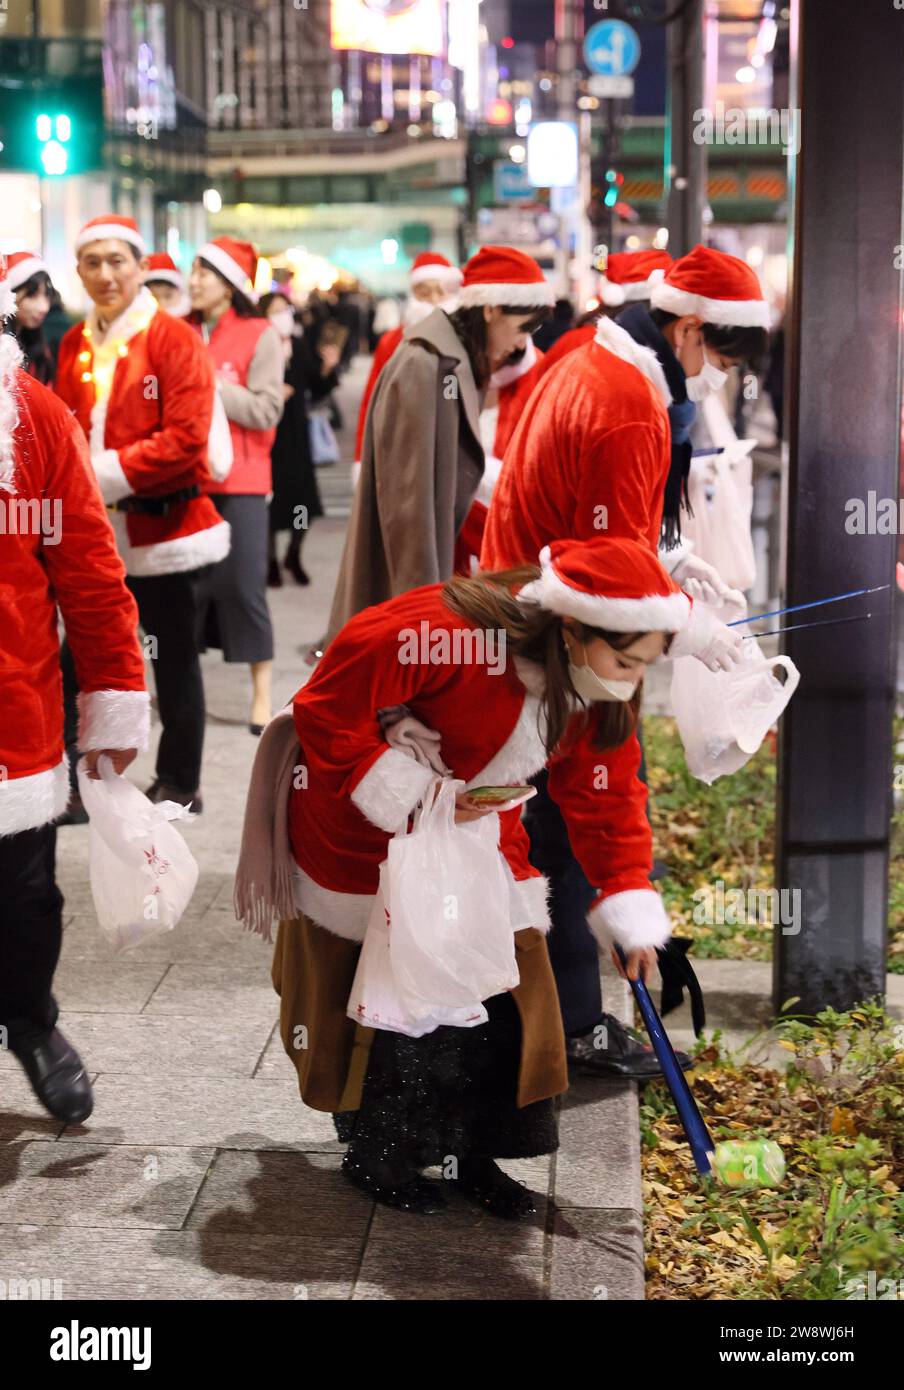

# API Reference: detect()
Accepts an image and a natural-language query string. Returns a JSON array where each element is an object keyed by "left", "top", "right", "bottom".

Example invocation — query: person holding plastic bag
[
  {"left": 0, "top": 273, "right": 149, "bottom": 1125},
  {"left": 241, "top": 536, "right": 699, "bottom": 1218}
]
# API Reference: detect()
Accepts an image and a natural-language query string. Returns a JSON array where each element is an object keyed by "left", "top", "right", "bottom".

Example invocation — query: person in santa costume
[
  {"left": 327, "top": 245, "right": 553, "bottom": 642},
  {"left": 144, "top": 251, "right": 191, "bottom": 319},
  {"left": 352, "top": 252, "right": 463, "bottom": 472},
  {"left": 188, "top": 237, "right": 285, "bottom": 735},
  {"left": 55, "top": 216, "right": 227, "bottom": 812},
  {"left": 0, "top": 260, "right": 150, "bottom": 1123},
  {"left": 537, "top": 248, "right": 674, "bottom": 382},
  {"left": 1, "top": 249, "right": 57, "bottom": 384},
  {"left": 238, "top": 535, "right": 696, "bottom": 1217},
  {"left": 453, "top": 330, "right": 546, "bottom": 576},
  {"left": 481, "top": 247, "right": 758, "bottom": 1081}
]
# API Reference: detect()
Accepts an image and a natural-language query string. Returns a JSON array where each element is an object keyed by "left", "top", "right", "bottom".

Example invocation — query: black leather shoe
[
  {"left": 454, "top": 1157, "right": 538, "bottom": 1219},
  {"left": 146, "top": 781, "right": 202, "bottom": 814},
  {"left": 341, "top": 1153, "right": 447, "bottom": 1214},
  {"left": 9, "top": 1027, "right": 93, "bottom": 1124},
  {"left": 566, "top": 1012, "right": 692, "bottom": 1080}
]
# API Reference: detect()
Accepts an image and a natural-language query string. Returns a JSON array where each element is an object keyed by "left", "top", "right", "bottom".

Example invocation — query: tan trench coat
[
  {"left": 327, "top": 308, "right": 485, "bottom": 642},
  {"left": 272, "top": 914, "right": 569, "bottom": 1114}
]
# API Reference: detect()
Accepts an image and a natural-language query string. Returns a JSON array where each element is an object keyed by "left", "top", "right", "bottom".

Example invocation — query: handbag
[{"left": 308, "top": 407, "right": 340, "bottom": 466}]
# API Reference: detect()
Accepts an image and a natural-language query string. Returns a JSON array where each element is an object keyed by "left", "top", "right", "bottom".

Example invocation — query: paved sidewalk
[{"left": 0, "top": 359, "right": 644, "bottom": 1301}]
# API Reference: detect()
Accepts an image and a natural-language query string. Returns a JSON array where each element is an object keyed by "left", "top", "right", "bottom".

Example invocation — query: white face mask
[
  {"left": 161, "top": 293, "right": 191, "bottom": 319},
  {"left": 268, "top": 308, "right": 295, "bottom": 339},
  {"left": 685, "top": 346, "right": 728, "bottom": 403},
  {"left": 403, "top": 296, "right": 436, "bottom": 326},
  {"left": 567, "top": 642, "right": 638, "bottom": 703}
]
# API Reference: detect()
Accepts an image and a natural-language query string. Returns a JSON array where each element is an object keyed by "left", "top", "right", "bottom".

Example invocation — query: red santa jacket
[
  {"left": 55, "top": 288, "right": 229, "bottom": 577},
  {"left": 453, "top": 340, "right": 545, "bottom": 576},
  {"left": 481, "top": 316, "right": 672, "bottom": 571},
  {"left": 288, "top": 584, "right": 669, "bottom": 954},
  {"left": 536, "top": 321, "right": 596, "bottom": 379},
  {"left": 354, "top": 325, "right": 404, "bottom": 463},
  {"left": 0, "top": 358, "right": 149, "bottom": 835}
]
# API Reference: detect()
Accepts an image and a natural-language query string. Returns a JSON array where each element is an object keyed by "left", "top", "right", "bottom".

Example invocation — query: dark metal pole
[
  {"left": 665, "top": 0, "right": 705, "bottom": 256},
  {"left": 775, "top": 0, "right": 904, "bottom": 1015}
]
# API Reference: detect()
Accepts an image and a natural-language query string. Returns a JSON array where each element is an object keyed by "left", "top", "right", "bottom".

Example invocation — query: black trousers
[
  {"left": 127, "top": 570, "right": 207, "bottom": 794},
  {"left": 0, "top": 825, "right": 63, "bottom": 1040},
  {"left": 525, "top": 728, "right": 652, "bottom": 1037}
]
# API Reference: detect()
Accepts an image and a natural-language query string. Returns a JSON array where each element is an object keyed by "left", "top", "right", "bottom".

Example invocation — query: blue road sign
[{"left": 584, "top": 19, "right": 641, "bottom": 78}]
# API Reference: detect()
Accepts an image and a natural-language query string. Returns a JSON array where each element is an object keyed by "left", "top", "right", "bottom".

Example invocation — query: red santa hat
[
  {"left": 198, "top": 236, "right": 259, "bottom": 301},
  {"left": 650, "top": 244, "right": 769, "bottom": 328},
  {"left": 459, "top": 246, "right": 555, "bottom": 309},
  {"left": 143, "top": 252, "right": 184, "bottom": 290},
  {"left": 410, "top": 252, "right": 463, "bottom": 294},
  {"left": 4, "top": 250, "right": 50, "bottom": 295},
  {"left": 600, "top": 249, "right": 673, "bottom": 307},
  {"left": 75, "top": 215, "right": 146, "bottom": 257},
  {"left": 519, "top": 537, "right": 691, "bottom": 633}
]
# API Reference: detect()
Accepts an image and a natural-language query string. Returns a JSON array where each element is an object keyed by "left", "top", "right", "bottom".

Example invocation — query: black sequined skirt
[{"left": 334, "top": 991, "right": 558, "bottom": 1170}]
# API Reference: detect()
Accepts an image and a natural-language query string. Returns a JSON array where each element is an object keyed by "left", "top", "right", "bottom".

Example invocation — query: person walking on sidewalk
[
  {"left": 0, "top": 269, "right": 149, "bottom": 1123},
  {"left": 189, "top": 238, "right": 285, "bottom": 737},
  {"left": 55, "top": 215, "right": 228, "bottom": 813},
  {"left": 327, "top": 245, "right": 553, "bottom": 640},
  {"left": 238, "top": 538, "right": 698, "bottom": 1217},
  {"left": 260, "top": 290, "right": 341, "bottom": 589}
]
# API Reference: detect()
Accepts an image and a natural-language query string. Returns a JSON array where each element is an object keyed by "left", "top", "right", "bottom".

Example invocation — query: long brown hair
[
  {"left": 448, "top": 305, "right": 552, "bottom": 389},
  {"left": 442, "top": 566, "right": 643, "bottom": 756}
]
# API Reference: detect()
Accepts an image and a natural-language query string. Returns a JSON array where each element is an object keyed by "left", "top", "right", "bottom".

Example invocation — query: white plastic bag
[
  {"left": 681, "top": 442, "right": 757, "bottom": 593},
  {"left": 386, "top": 778, "right": 519, "bottom": 1018},
  {"left": 77, "top": 757, "right": 199, "bottom": 952},
  {"left": 670, "top": 630, "right": 800, "bottom": 785},
  {"left": 346, "top": 868, "right": 489, "bottom": 1037}
]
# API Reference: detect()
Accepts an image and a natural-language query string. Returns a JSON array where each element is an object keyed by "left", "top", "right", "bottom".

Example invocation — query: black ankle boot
[
  {"left": 454, "top": 1156, "right": 538, "bottom": 1219},
  {"left": 341, "top": 1151, "right": 447, "bottom": 1214},
  {"left": 9, "top": 1026, "right": 93, "bottom": 1124}
]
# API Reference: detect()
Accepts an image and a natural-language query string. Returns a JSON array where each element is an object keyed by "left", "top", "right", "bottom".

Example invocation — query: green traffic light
[{"left": 35, "top": 112, "right": 73, "bottom": 175}]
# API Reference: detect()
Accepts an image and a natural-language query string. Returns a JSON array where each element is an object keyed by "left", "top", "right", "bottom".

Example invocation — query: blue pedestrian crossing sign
[{"left": 584, "top": 19, "right": 641, "bottom": 78}]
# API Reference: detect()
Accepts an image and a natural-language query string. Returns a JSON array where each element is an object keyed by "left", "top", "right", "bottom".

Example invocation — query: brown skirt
[{"left": 271, "top": 913, "right": 569, "bottom": 1113}]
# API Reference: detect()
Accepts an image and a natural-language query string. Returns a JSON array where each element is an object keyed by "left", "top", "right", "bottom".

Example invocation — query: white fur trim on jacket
[
  {"left": 650, "top": 281, "right": 770, "bottom": 329},
  {"left": 92, "top": 449, "right": 132, "bottom": 505},
  {"left": 474, "top": 453, "right": 503, "bottom": 508},
  {"left": 491, "top": 336, "right": 538, "bottom": 389},
  {"left": 589, "top": 889, "right": 672, "bottom": 952},
  {"left": 351, "top": 747, "right": 437, "bottom": 834},
  {"left": 291, "top": 864, "right": 372, "bottom": 943},
  {"left": 109, "top": 511, "right": 231, "bottom": 578},
  {"left": 77, "top": 689, "right": 151, "bottom": 752},
  {"left": 507, "top": 869, "right": 551, "bottom": 934},
  {"left": 518, "top": 553, "right": 691, "bottom": 634},
  {"left": 464, "top": 695, "right": 548, "bottom": 791},
  {"left": 460, "top": 280, "right": 555, "bottom": 309},
  {"left": 0, "top": 332, "right": 23, "bottom": 493},
  {"left": 594, "top": 315, "right": 673, "bottom": 407},
  {"left": 0, "top": 759, "right": 70, "bottom": 837}
]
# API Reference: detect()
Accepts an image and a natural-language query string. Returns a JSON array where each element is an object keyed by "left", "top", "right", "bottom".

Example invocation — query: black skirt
[{"left": 335, "top": 991, "right": 558, "bottom": 1168}]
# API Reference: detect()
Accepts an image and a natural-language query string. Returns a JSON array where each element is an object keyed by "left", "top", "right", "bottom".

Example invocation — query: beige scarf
[{"left": 233, "top": 708, "right": 300, "bottom": 942}]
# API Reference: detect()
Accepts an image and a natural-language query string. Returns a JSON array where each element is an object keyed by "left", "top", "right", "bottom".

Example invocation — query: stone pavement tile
[
  {"left": 53, "top": 957, "right": 169, "bottom": 1015},
  {"left": 0, "top": 1069, "right": 68, "bottom": 1142},
  {"left": 548, "top": 1208, "right": 645, "bottom": 1301},
  {"left": 142, "top": 962, "right": 275, "bottom": 1023},
  {"left": 253, "top": 1026, "right": 292, "bottom": 1080},
  {"left": 55, "top": 1073, "right": 342, "bottom": 1151},
  {"left": 0, "top": 1013, "right": 272, "bottom": 1080},
  {"left": 554, "top": 1078, "right": 642, "bottom": 1211},
  {"left": 4, "top": 1226, "right": 357, "bottom": 1300},
  {"left": 185, "top": 1149, "right": 373, "bottom": 1240},
  {"left": 0, "top": 1141, "right": 214, "bottom": 1231},
  {"left": 356, "top": 1203, "right": 547, "bottom": 1299}
]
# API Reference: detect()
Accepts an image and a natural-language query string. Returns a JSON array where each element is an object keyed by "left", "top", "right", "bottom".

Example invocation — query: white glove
[
  {"left": 670, "top": 600, "right": 745, "bottom": 672},
  {"left": 673, "top": 553, "right": 745, "bottom": 609}
]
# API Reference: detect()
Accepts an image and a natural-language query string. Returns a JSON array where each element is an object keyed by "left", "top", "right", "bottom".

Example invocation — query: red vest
[{"left": 203, "top": 309, "right": 276, "bottom": 494}]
